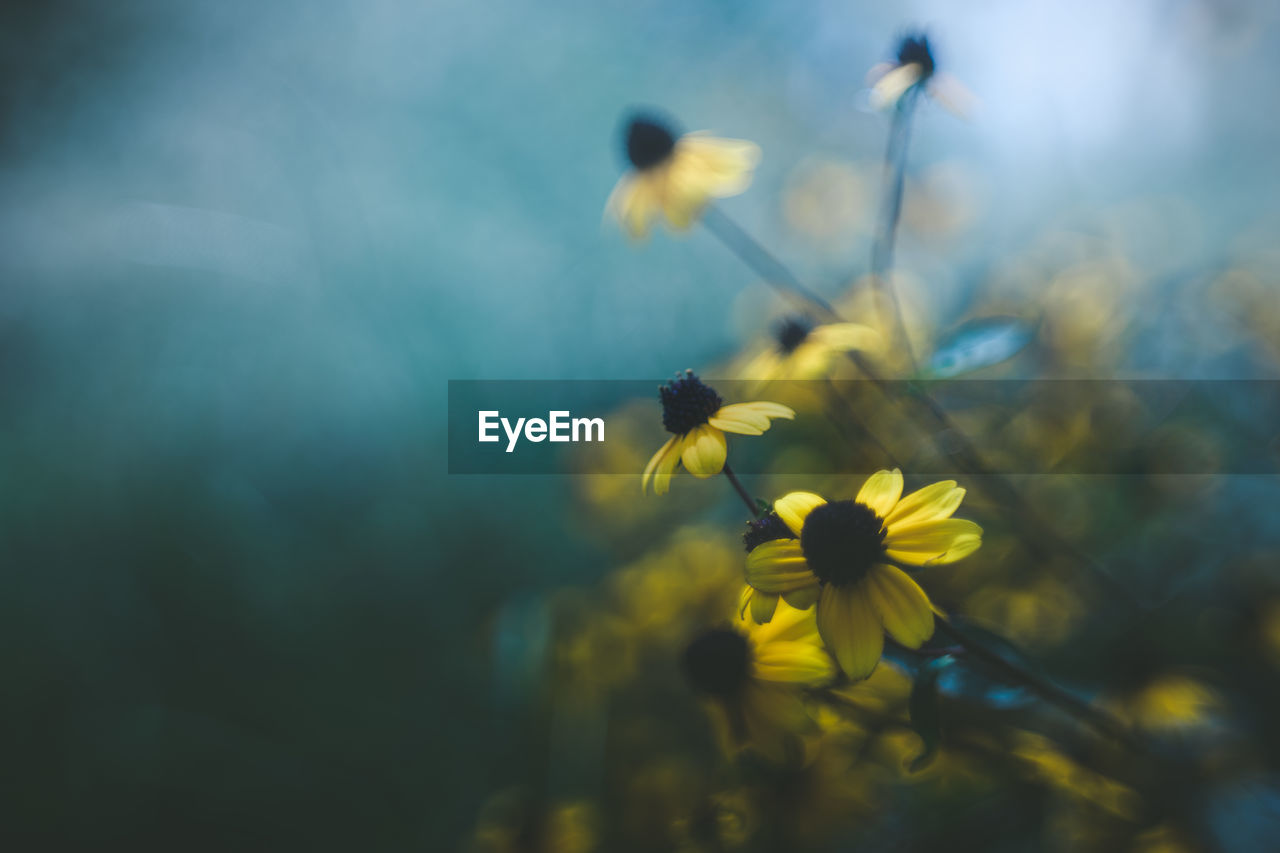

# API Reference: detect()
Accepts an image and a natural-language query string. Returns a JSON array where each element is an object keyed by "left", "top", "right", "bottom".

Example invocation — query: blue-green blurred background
[{"left": 2, "top": 0, "right": 1279, "bottom": 847}]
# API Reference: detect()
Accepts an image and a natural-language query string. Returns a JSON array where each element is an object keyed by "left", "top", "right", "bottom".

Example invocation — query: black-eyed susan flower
[
  {"left": 746, "top": 469, "right": 982, "bottom": 679},
  {"left": 641, "top": 371, "right": 794, "bottom": 495},
  {"left": 606, "top": 113, "right": 760, "bottom": 239},
  {"left": 867, "top": 33, "right": 975, "bottom": 119},
  {"left": 737, "top": 315, "right": 882, "bottom": 384},
  {"left": 683, "top": 596, "right": 836, "bottom": 763}
]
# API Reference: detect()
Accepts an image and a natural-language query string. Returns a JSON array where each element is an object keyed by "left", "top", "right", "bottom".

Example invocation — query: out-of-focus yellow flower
[
  {"left": 1012, "top": 732, "right": 1140, "bottom": 820},
  {"left": 867, "top": 33, "right": 975, "bottom": 118},
  {"left": 736, "top": 315, "right": 882, "bottom": 385},
  {"left": 683, "top": 596, "right": 836, "bottom": 763},
  {"left": 746, "top": 469, "right": 982, "bottom": 679},
  {"left": 965, "top": 576, "right": 1082, "bottom": 649},
  {"left": 1261, "top": 598, "right": 1280, "bottom": 669},
  {"left": 467, "top": 791, "right": 598, "bottom": 853},
  {"left": 1111, "top": 674, "right": 1222, "bottom": 733},
  {"left": 606, "top": 114, "right": 759, "bottom": 238},
  {"left": 643, "top": 371, "right": 794, "bottom": 495}
]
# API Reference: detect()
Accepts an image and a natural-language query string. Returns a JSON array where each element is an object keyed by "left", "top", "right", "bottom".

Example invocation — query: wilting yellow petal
[
  {"left": 752, "top": 641, "right": 836, "bottom": 686},
  {"left": 749, "top": 589, "right": 780, "bottom": 623},
  {"left": 680, "top": 425, "right": 727, "bottom": 478},
  {"left": 652, "top": 435, "right": 686, "bottom": 495},
  {"left": 865, "top": 564, "right": 935, "bottom": 648},
  {"left": 884, "top": 518, "right": 983, "bottom": 565},
  {"left": 927, "top": 72, "right": 978, "bottom": 120},
  {"left": 745, "top": 540, "right": 819, "bottom": 593},
  {"left": 817, "top": 583, "right": 883, "bottom": 680},
  {"left": 869, "top": 62, "right": 924, "bottom": 110},
  {"left": 885, "top": 480, "right": 965, "bottom": 528},
  {"left": 782, "top": 584, "right": 820, "bottom": 610},
  {"left": 642, "top": 436, "right": 678, "bottom": 494},
  {"left": 750, "top": 598, "right": 821, "bottom": 645},
  {"left": 810, "top": 322, "right": 883, "bottom": 354},
  {"left": 856, "top": 469, "right": 903, "bottom": 518},
  {"left": 774, "top": 491, "right": 826, "bottom": 536},
  {"left": 606, "top": 173, "right": 662, "bottom": 239}
]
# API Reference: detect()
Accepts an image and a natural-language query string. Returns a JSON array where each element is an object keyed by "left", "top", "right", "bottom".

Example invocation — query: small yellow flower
[
  {"left": 642, "top": 371, "right": 794, "bottom": 495},
  {"left": 737, "top": 315, "right": 882, "bottom": 384},
  {"left": 683, "top": 595, "right": 836, "bottom": 762},
  {"left": 606, "top": 113, "right": 760, "bottom": 239},
  {"left": 745, "top": 469, "right": 982, "bottom": 679},
  {"left": 867, "top": 33, "right": 975, "bottom": 118}
]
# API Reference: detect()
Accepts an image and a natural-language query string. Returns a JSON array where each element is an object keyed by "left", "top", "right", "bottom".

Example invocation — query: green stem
[
  {"left": 700, "top": 204, "right": 839, "bottom": 321},
  {"left": 722, "top": 464, "right": 761, "bottom": 517},
  {"left": 933, "top": 616, "right": 1142, "bottom": 752},
  {"left": 870, "top": 88, "right": 920, "bottom": 373}
]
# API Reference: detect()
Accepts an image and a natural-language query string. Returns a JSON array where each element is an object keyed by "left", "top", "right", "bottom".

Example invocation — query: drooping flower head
[
  {"left": 746, "top": 469, "right": 982, "bottom": 679},
  {"left": 642, "top": 371, "right": 794, "bottom": 495},
  {"left": 737, "top": 314, "right": 882, "bottom": 384},
  {"left": 867, "top": 31, "right": 975, "bottom": 118},
  {"left": 683, "top": 597, "right": 835, "bottom": 762},
  {"left": 607, "top": 111, "right": 761, "bottom": 239}
]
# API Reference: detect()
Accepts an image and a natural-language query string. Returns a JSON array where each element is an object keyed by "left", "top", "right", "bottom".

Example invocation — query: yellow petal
[
  {"left": 750, "top": 598, "right": 821, "bottom": 645},
  {"left": 885, "top": 480, "right": 965, "bottom": 528},
  {"left": 782, "top": 585, "right": 820, "bottom": 610},
  {"left": 752, "top": 641, "right": 836, "bottom": 686},
  {"left": 928, "top": 72, "right": 978, "bottom": 121},
  {"left": 774, "top": 491, "right": 826, "bottom": 536},
  {"left": 810, "top": 323, "right": 883, "bottom": 354},
  {"left": 651, "top": 435, "right": 685, "bottom": 496},
  {"left": 749, "top": 589, "right": 780, "bottom": 624},
  {"left": 869, "top": 62, "right": 924, "bottom": 110},
  {"left": 865, "top": 564, "right": 935, "bottom": 648},
  {"left": 817, "top": 583, "right": 883, "bottom": 680},
  {"left": 745, "top": 540, "right": 819, "bottom": 594},
  {"left": 884, "top": 518, "right": 983, "bottom": 565},
  {"left": 641, "top": 436, "right": 678, "bottom": 494},
  {"left": 680, "top": 425, "right": 727, "bottom": 478},
  {"left": 708, "top": 402, "right": 771, "bottom": 435},
  {"left": 732, "top": 401, "right": 795, "bottom": 420},
  {"left": 856, "top": 468, "right": 903, "bottom": 518},
  {"left": 607, "top": 173, "right": 659, "bottom": 239}
]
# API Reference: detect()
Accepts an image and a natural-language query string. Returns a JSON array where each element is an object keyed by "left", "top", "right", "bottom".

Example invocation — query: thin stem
[
  {"left": 722, "top": 464, "right": 761, "bottom": 517},
  {"left": 870, "top": 87, "right": 919, "bottom": 373},
  {"left": 823, "top": 377, "right": 900, "bottom": 469},
  {"left": 933, "top": 617, "right": 1142, "bottom": 752},
  {"left": 700, "top": 205, "right": 840, "bottom": 321}
]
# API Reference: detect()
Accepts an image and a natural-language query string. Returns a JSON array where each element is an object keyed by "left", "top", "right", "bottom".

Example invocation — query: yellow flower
[
  {"left": 606, "top": 114, "right": 760, "bottom": 239},
  {"left": 737, "top": 315, "right": 882, "bottom": 384},
  {"left": 683, "top": 595, "right": 836, "bottom": 763},
  {"left": 642, "top": 371, "right": 794, "bottom": 495},
  {"left": 867, "top": 33, "right": 975, "bottom": 118},
  {"left": 745, "top": 469, "right": 982, "bottom": 679}
]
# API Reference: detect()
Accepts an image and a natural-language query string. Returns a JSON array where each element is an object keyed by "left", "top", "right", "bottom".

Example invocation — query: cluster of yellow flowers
[{"left": 465, "top": 29, "right": 1271, "bottom": 852}]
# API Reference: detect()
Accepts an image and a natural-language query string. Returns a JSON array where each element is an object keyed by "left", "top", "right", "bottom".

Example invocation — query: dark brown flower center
[
  {"left": 896, "top": 34, "right": 936, "bottom": 79},
  {"left": 683, "top": 628, "right": 751, "bottom": 697},
  {"left": 800, "top": 500, "right": 887, "bottom": 587},
  {"left": 774, "top": 316, "right": 813, "bottom": 355},
  {"left": 743, "top": 511, "right": 794, "bottom": 552},
  {"left": 625, "top": 115, "right": 677, "bottom": 170},
  {"left": 659, "top": 370, "right": 723, "bottom": 435}
]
